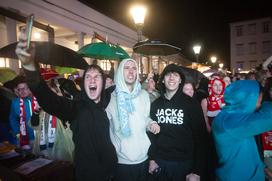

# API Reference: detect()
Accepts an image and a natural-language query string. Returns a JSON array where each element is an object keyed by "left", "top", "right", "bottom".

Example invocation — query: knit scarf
[
  {"left": 116, "top": 81, "right": 141, "bottom": 137},
  {"left": 19, "top": 96, "right": 38, "bottom": 146},
  {"left": 40, "top": 113, "right": 56, "bottom": 150}
]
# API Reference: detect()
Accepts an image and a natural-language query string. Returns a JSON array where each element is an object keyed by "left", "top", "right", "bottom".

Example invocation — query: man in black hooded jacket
[
  {"left": 15, "top": 29, "right": 117, "bottom": 181},
  {"left": 148, "top": 64, "right": 208, "bottom": 181}
]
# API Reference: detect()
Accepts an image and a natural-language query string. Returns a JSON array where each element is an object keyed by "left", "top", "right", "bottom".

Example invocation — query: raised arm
[{"left": 15, "top": 28, "right": 76, "bottom": 121}]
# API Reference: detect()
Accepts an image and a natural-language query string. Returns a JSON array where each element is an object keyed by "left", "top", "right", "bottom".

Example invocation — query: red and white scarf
[{"left": 19, "top": 96, "right": 38, "bottom": 147}]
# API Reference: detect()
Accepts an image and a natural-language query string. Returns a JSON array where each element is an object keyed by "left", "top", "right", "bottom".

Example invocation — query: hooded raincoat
[{"left": 212, "top": 80, "right": 272, "bottom": 181}]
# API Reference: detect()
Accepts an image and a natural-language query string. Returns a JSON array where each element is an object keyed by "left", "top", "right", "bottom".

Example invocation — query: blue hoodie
[{"left": 212, "top": 80, "right": 272, "bottom": 181}]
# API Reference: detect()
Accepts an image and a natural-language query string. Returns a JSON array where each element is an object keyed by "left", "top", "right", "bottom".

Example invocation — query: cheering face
[
  {"left": 17, "top": 83, "right": 31, "bottom": 98},
  {"left": 164, "top": 72, "right": 181, "bottom": 92},
  {"left": 212, "top": 79, "right": 223, "bottom": 95},
  {"left": 123, "top": 60, "right": 137, "bottom": 86},
  {"left": 84, "top": 68, "right": 103, "bottom": 103},
  {"left": 183, "top": 83, "right": 194, "bottom": 97}
]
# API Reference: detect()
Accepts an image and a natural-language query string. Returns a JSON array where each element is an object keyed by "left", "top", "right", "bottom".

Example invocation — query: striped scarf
[{"left": 19, "top": 96, "right": 38, "bottom": 147}]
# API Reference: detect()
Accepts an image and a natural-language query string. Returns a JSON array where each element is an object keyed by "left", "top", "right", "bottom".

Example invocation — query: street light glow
[
  {"left": 33, "top": 32, "right": 41, "bottom": 39},
  {"left": 193, "top": 45, "right": 201, "bottom": 55},
  {"left": 211, "top": 56, "right": 217, "bottom": 63},
  {"left": 130, "top": 5, "right": 147, "bottom": 25}
]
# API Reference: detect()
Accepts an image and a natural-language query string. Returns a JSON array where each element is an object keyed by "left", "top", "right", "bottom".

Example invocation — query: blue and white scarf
[{"left": 116, "top": 81, "right": 141, "bottom": 137}]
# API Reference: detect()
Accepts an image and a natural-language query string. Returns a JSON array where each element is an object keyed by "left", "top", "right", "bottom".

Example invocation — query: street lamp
[
  {"left": 193, "top": 45, "right": 201, "bottom": 63},
  {"left": 130, "top": 5, "right": 147, "bottom": 78},
  {"left": 210, "top": 56, "right": 217, "bottom": 69},
  {"left": 210, "top": 56, "right": 217, "bottom": 64},
  {"left": 219, "top": 63, "right": 224, "bottom": 69}
]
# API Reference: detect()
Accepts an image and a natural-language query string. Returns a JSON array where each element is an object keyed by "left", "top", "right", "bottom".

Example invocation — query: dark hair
[
  {"left": 158, "top": 64, "right": 185, "bottom": 94},
  {"left": 13, "top": 76, "right": 27, "bottom": 87},
  {"left": 81, "top": 64, "right": 106, "bottom": 104}
]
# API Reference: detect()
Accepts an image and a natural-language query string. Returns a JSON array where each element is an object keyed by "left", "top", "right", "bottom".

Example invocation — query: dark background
[{"left": 79, "top": 0, "right": 271, "bottom": 69}]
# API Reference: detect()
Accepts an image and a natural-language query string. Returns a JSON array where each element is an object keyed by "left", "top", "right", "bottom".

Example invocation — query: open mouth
[{"left": 89, "top": 86, "right": 97, "bottom": 93}]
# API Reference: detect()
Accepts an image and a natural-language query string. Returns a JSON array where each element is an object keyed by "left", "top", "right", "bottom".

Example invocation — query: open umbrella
[
  {"left": 54, "top": 66, "right": 78, "bottom": 74},
  {"left": 0, "top": 41, "right": 88, "bottom": 69},
  {"left": 0, "top": 68, "right": 17, "bottom": 84},
  {"left": 78, "top": 42, "right": 130, "bottom": 60},
  {"left": 133, "top": 40, "right": 181, "bottom": 56},
  {"left": 179, "top": 66, "right": 205, "bottom": 86}
]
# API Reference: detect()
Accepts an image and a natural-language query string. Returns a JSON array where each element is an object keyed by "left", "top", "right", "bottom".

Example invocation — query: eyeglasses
[{"left": 17, "top": 87, "right": 29, "bottom": 92}]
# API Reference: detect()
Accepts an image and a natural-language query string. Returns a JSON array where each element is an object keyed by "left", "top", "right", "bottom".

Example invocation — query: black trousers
[{"left": 114, "top": 160, "right": 149, "bottom": 181}]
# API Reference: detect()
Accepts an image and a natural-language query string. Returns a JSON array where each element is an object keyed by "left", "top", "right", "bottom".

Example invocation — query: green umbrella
[
  {"left": 0, "top": 68, "right": 17, "bottom": 84},
  {"left": 112, "top": 44, "right": 131, "bottom": 60},
  {"left": 55, "top": 66, "right": 78, "bottom": 74},
  {"left": 78, "top": 42, "right": 130, "bottom": 61}
]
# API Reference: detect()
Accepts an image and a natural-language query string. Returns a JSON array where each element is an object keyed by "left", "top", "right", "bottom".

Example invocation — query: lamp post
[
  {"left": 130, "top": 5, "right": 146, "bottom": 78},
  {"left": 219, "top": 63, "right": 224, "bottom": 69},
  {"left": 193, "top": 45, "right": 201, "bottom": 63},
  {"left": 210, "top": 56, "right": 217, "bottom": 69}
]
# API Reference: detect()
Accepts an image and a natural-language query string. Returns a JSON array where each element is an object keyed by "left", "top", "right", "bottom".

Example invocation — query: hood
[
  {"left": 222, "top": 80, "right": 260, "bottom": 113},
  {"left": 80, "top": 64, "right": 106, "bottom": 105},
  {"left": 158, "top": 63, "right": 185, "bottom": 96},
  {"left": 114, "top": 58, "right": 140, "bottom": 93}
]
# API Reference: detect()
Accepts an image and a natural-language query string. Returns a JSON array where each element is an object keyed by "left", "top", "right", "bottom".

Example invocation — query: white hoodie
[{"left": 106, "top": 58, "right": 151, "bottom": 164}]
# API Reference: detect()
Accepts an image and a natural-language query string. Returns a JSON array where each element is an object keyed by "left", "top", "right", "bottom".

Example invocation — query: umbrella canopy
[
  {"left": 78, "top": 42, "right": 130, "bottom": 61},
  {"left": 0, "top": 68, "right": 17, "bottom": 84},
  {"left": 133, "top": 40, "right": 181, "bottom": 56},
  {"left": 179, "top": 66, "right": 205, "bottom": 86},
  {"left": 54, "top": 66, "right": 77, "bottom": 74},
  {"left": 0, "top": 41, "right": 88, "bottom": 69}
]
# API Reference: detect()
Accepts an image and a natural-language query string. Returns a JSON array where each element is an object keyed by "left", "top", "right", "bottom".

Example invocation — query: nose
[{"left": 169, "top": 73, "right": 175, "bottom": 79}]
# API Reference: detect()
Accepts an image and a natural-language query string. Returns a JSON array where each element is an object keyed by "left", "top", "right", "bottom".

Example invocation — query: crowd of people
[{"left": 1, "top": 28, "right": 272, "bottom": 181}]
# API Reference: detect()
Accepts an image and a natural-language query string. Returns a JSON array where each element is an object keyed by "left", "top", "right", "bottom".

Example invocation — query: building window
[
  {"left": 248, "top": 42, "right": 257, "bottom": 54},
  {"left": 248, "top": 24, "right": 256, "bottom": 35},
  {"left": 263, "top": 21, "right": 270, "bottom": 33},
  {"left": 100, "top": 60, "right": 112, "bottom": 71},
  {"left": 0, "top": 58, "right": 10, "bottom": 68},
  {"left": 236, "top": 25, "right": 243, "bottom": 36},
  {"left": 263, "top": 41, "right": 271, "bottom": 54},
  {"left": 236, "top": 43, "right": 244, "bottom": 56}
]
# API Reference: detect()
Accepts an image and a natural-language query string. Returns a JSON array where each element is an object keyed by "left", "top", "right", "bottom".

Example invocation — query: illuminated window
[
  {"left": 0, "top": 58, "right": 10, "bottom": 67},
  {"left": 100, "top": 60, "right": 111, "bottom": 71}
]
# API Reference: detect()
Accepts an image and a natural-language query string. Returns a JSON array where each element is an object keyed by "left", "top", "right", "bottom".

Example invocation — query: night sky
[{"left": 79, "top": 0, "right": 271, "bottom": 68}]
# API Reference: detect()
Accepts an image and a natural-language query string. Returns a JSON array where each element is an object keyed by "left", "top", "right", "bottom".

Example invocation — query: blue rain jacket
[{"left": 212, "top": 80, "right": 272, "bottom": 181}]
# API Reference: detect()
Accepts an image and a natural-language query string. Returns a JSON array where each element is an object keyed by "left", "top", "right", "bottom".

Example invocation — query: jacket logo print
[{"left": 155, "top": 108, "right": 184, "bottom": 125}]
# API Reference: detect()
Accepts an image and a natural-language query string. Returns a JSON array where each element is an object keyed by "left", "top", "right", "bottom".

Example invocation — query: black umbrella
[
  {"left": 0, "top": 41, "right": 88, "bottom": 69},
  {"left": 179, "top": 66, "right": 206, "bottom": 86},
  {"left": 133, "top": 40, "right": 181, "bottom": 56}
]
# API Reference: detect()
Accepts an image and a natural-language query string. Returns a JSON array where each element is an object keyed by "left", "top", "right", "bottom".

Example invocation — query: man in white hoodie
[{"left": 106, "top": 58, "right": 159, "bottom": 181}]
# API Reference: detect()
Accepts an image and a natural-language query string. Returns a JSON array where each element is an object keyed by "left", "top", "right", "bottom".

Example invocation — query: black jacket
[
  {"left": 25, "top": 70, "right": 117, "bottom": 181},
  {"left": 149, "top": 88, "right": 208, "bottom": 177}
]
